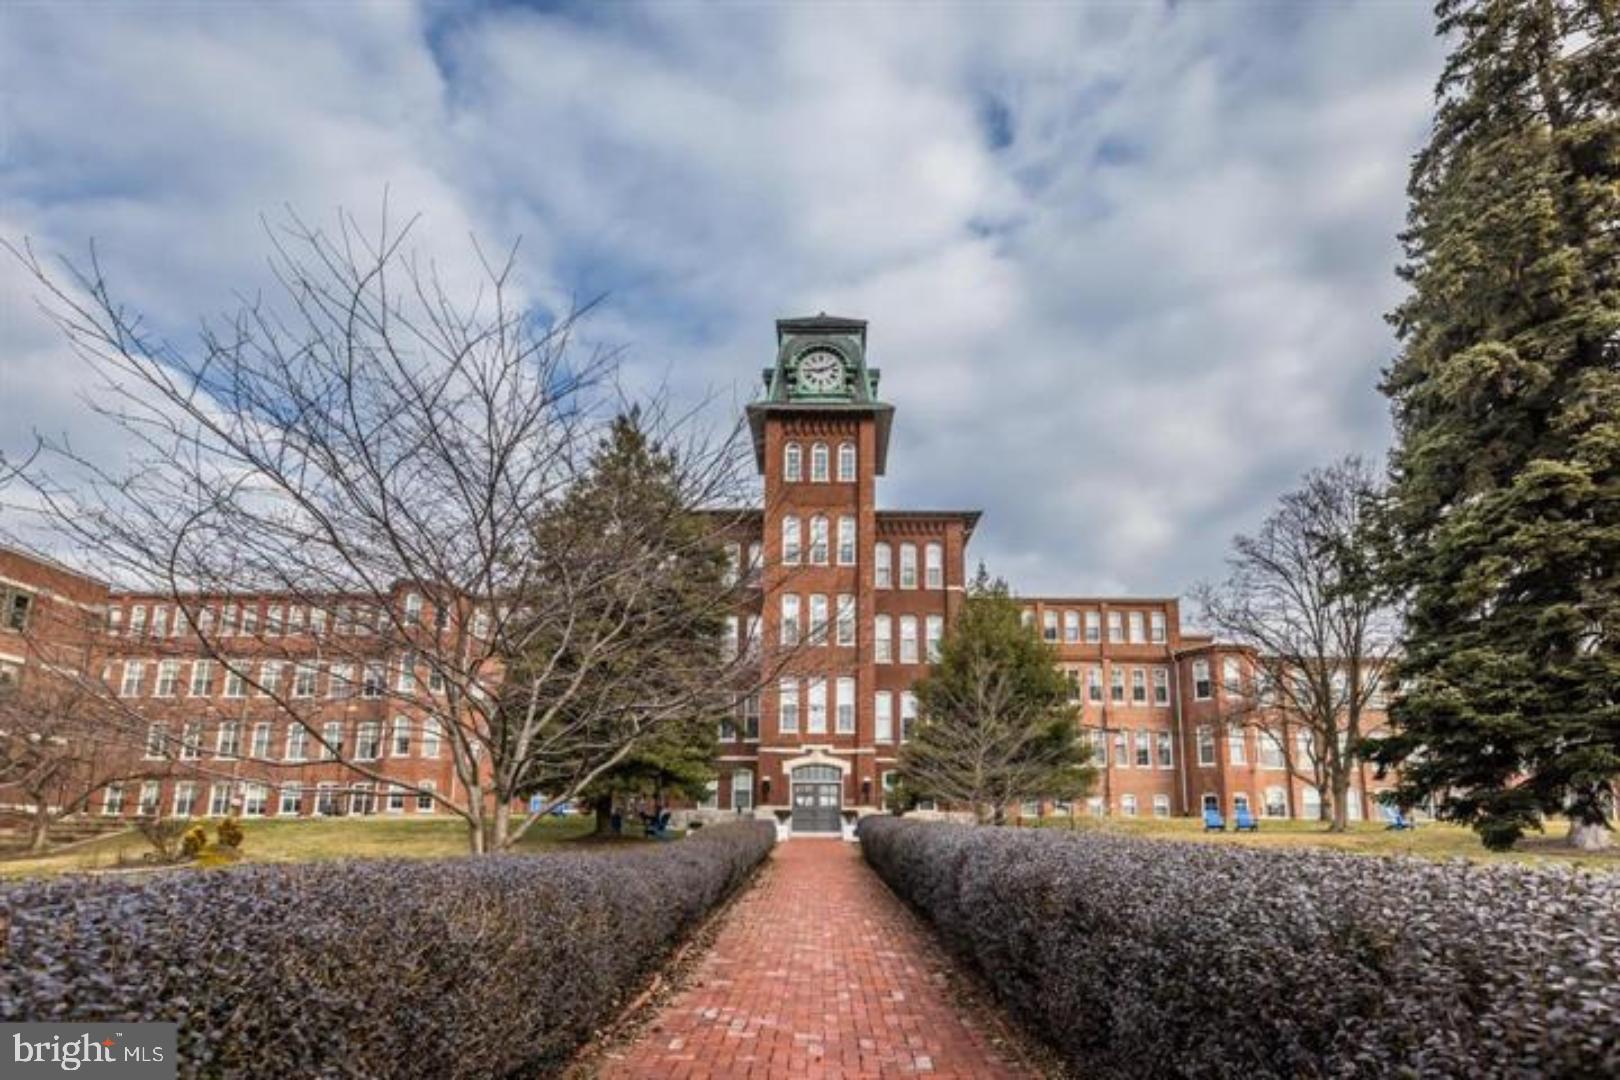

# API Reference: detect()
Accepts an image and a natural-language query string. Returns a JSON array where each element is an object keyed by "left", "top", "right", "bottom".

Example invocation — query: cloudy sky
[{"left": 1, "top": 0, "right": 1447, "bottom": 599}]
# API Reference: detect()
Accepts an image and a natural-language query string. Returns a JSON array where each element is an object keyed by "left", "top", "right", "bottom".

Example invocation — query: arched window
[
  {"left": 809, "top": 515, "right": 829, "bottom": 564},
  {"left": 899, "top": 543, "right": 918, "bottom": 589},
  {"left": 925, "top": 542, "right": 943, "bottom": 588},
  {"left": 783, "top": 442, "right": 802, "bottom": 482},
  {"left": 837, "top": 442, "right": 856, "bottom": 482},
  {"left": 837, "top": 516, "right": 856, "bottom": 565},
  {"left": 782, "top": 516, "right": 801, "bottom": 565},
  {"left": 873, "top": 542, "right": 892, "bottom": 588},
  {"left": 810, "top": 442, "right": 829, "bottom": 482}
]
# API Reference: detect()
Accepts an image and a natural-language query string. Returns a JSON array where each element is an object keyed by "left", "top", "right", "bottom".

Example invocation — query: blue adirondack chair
[
  {"left": 1381, "top": 805, "right": 1414, "bottom": 831},
  {"left": 1202, "top": 808, "right": 1226, "bottom": 832},
  {"left": 644, "top": 809, "right": 674, "bottom": 841},
  {"left": 1234, "top": 807, "right": 1259, "bottom": 832}
]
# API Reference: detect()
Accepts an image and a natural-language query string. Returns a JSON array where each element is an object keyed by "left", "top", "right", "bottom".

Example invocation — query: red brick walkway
[{"left": 599, "top": 839, "right": 1030, "bottom": 1079}]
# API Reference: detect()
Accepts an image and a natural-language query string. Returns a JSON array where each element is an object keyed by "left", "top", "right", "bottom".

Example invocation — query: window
[
  {"left": 875, "top": 691, "right": 893, "bottom": 741},
  {"left": 180, "top": 721, "right": 202, "bottom": 760},
  {"left": 1128, "top": 611, "right": 1145, "bottom": 643},
  {"left": 2, "top": 587, "right": 33, "bottom": 632},
  {"left": 417, "top": 782, "right": 436, "bottom": 813},
  {"left": 151, "top": 606, "right": 169, "bottom": 638},
  {"left": 874, "top": 615, "right": 892, "bottom": 663},
  {"left": 1227, "top": 726, "right": 1248, "bottom": 765},
  {"left": 1261, "top": 733, "right": 1287, "bottom": 769},
  {"left": 215, "top": 720, "right": 241, "bottom": 758},
  {"left": 405, "top": 592, "right": 423, "bottom": 622},
  {"left": 287, "top": 605, "right": 305, "bottom": 635},
  {"left": 899, "top": 616, "right": 918, "bottom": 664},
  {"left": 809, "top": 515, "right": 829, "bottom": 564},
  {"left": 874, "top": 543, "right": 892, "bottom": 588},
  {"left": 1107, "top": 611, "right": 1123, "bottom": 643},
  {"left": 306, "top": 607, "right": 323, "bottom": 636},
  {"left": 1223, "top": 657, "right": 1244, "bottom": 696},
  {"left": 1202, "top": 793, "right": 1220, "bottom": 814},
  {"left": 836, "top": 442, "right": 856, "bottom": 482},
  {"left": 267, "top": 605, "right": 283, "bottom": 636},
  {"left": 172, "top": 782, "right": 197, "bottom": 817},
  {"left": 119, "top": 660, "right": 145, "bottom": 698},
  {"left": 741, "top": 693, "right": 760, "bottom": 739},
  {"left": 320, "top": 721, "right": 343, "bottom": 760},
  {"left": 208, "top": 783, "right": 231, "bottom": 817},
  {"left": 243, "top": 783, "right": 268, "bottom": 817},
  {"left": 285, "top": 724, "right": 308, "bottom": 762},
  {"left": 1063, "top": 610, "right": 1080, "bottom": 643},
  {"left": 356, "top": 722, "right": 381, "bottom": 761},
  {"left": 1152, "top": 667, "right": 1170, "bottom": 706},
  {"left": 1065, "top": 669, "right": 1081, "bottom": 701},
  {"left": 1135, "top": 730, "right": 1152, "bottom": 767},
  {"left": 471, "top": 608, "right": 491, "bottom": 638},
  {"left": 836, "top": 594, "right": 855, "bottom": 646},
  {"left": 101, "top": 783, "right": 125, "bottom": 816},
  {"left": 315, "top": 783, "right": 339, "bottom": 817},
  {"left": 143, "top": 722, "right": 166, "bottom": 759},
  {"left": 238, "top": 605, "right": 256, "bottom": 636},
  {"left": 392, "top": 717, "right": 412, "bottom": 757},
  {"left": 1113, "top": 730, "right": 1129, "bottom": 766},
  {"left": 745, "top": 541, "right": 762, "bottom": 584},
  {"left": 925, "top": 543, "right": 943, "bottom": 589},
  {"left": 138, "top": 780, "right": 161, "bottom": 817},
  {"left": 1121, "top": 794, "right": 1138, "bottom": 817},
  {"left": 723, "top": 616, "right": 739, "bottom": 660},
  {"left": 900, "top": 692, "right": 917, "bottom": 741},
  {"left": 778, "top": 679, "right": 800, "bottom": 734},
  {"left": 899, "top": 544, "right": 918, "bottom": 589},
  {"left": 1232, "top": 793, "right": 1252, "bottom": 817},
  {"left": 251, "top": 722, "right": 271, "bottom": 759},
  {"left": 128, "top": 605, "right": 147, "bottom": 637},
  {"left": 1084, "top": 610, "right": 1100, "bottom": 643},
  {"left": 1150, "top": 611, "right": 1167, "bottom": 644},
  {"left": 259, "top": 660, "right": 283, "bottom": 696},
  {"left": 1264, "top": 787, "right": 1288, "bottom": 818},
  {"left": 1131, "top": 668, "right": 1147, "bottom": 704},
  {"left": 837, "top": 517, "right": 856, "bottom": 565},
  {"left": 362, "top": 662, "right": 385, "bottom": 699},
  {"left": 810, "top": 442, "right": 829, "bottom": 482},
  {"left": 745, "top": 614, "right": 761, "bottom": 657},
  {"left": 882, "top": 770, "right": 900, "bottom": 811},
  {"left": 279, "top": 783, "right": 302, "bottom": 816},
  {"left": 1157, "top": 731, "right": 1173, "bottom": 768},
  {"left": 397, "top": 651, "right": 416, "bottom": 692},
  {"left": 925, "top": 615, "right": 944, "bottom": 662},
  {"left": 1197, "top": 726, "right": 1216, "bottom": 767},
  {"left": 328, "top": 663, "right": 354, "bottom": 700},
  {"left": 293, "top": 662, "right": 318, "bottom": 699},
  {"left": 784, "top": 442, "right": 802, "bottom": 482},
  {"left": 188, "top": 660, "right": 213, "bottom": 697},
  {"left": 1043, "top": 610, "right": 1058, "bottom": 642},
  {"left": 779, "top": 518, "right": 802, "bottom": 569},
  {"left": 421, "top": 718, "right": 442, "bottom": 758},
  {"left": 387, "top": 785, "right": 406, "bottom": 814},
  {"left": 350, "top": 784, "right": 374, "bottom": 815},
  {"left": 732, "top": 769, "right": 754, "bottom": 811},
  {"left": 1153, "top": 794, "right": 1172, "bottom": 819},
  {"left": 836, "top": 677, "right": 855, "bottom": 734},
  {"left": 807, "top": 678, "right": 827, "bottom": 734},
  {"left": 697, "top": 780, "right": 720, "bottom": 811},
  {"left": 1110, "top": 667, "right": 1126, "bottom": 703},
  {"left": 809, "top": 594, "right": 829, "bottom": 645},
  {"left": 155, "top": 660, "right": 180, "bottom": 698},
  {"left": 223, "top": 663, "right": 246, "bottom": 699},
  {"left": 1087, "top": 666, "right": 1104, "bottom": 703},
  {"left": 1192, "top": 659, "right": 1212, "bottom": 700}
]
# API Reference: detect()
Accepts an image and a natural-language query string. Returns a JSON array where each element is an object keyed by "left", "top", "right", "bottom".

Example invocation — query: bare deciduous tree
[
  {"left": 7, "top": 206, "right": 768, "bottom": 853},
  {"left": 1192, "top": 457, "right": 1399, "bottom": 832}
]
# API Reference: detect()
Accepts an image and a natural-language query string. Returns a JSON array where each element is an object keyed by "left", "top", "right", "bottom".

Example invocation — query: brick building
[{"left": 0, "top": 314, "right": 1396, "bottom": 832}]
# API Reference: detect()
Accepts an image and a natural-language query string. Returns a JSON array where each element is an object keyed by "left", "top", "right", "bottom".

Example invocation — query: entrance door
[{"left": 791, "top": 764, "right": 842, "bottom": 833}]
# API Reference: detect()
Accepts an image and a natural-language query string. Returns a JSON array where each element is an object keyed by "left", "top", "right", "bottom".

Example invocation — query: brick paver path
[{"left": 600, "top": 839, "right": 1031, "bottom": 1079}]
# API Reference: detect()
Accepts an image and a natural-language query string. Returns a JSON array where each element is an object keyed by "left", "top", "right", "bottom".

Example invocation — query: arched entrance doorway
[{"left": 791, "top": 764, "right": 842, "bottom": 834}]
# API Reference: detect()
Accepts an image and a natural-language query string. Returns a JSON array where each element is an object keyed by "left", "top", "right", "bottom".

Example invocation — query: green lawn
[
  {"left": 0, "top": 814, "right": 641, "bottom": 879},
  {"left": 1026, "top": 813, "right": 1620, "bottom": 867}
]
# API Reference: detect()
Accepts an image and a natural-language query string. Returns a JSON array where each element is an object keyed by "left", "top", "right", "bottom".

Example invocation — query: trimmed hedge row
[
  {"left": 857, "top": 816, "right": 1620, "bottom": 1078},
  {"left": 1, "top": 820, "right": 773, "bottom": 1078}
]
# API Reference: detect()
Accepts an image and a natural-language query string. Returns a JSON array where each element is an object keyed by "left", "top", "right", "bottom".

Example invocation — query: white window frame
[
  {"left": 809, "top": 594, "right": 829, "bottom": 645},
  {"left": 778, "top": 678, "right": 800, "bottom": 734},
  {"left": 782, "top": 516, "right": 801, "bottom": 566},
  {"left": 875, "top": 690, "right": 893, "bottom": 741},
  {"left": 874, "top": 542, "right": 892, "bottom": 589},
  {"left": 835, "top": 676, "right": 855, "bottom": 734},
  {"left": 874, "top": 615, "right": 892, "bottom": 663},
  {"left": 924, "top": 542, "right": 943, "bottom": 589},
  {"left": 898, "top": 543, "right": 918, "bottom": 589},
  {"left": 836, "top": 441, "right": 856, "bottom": 482},
  {"left": 836, "top": 594, "right": 855, "bottom": 646},
  {"left": 783, "top": 441, "right": 802, "bottom": 482},
  {"left": 807, "top": 677, "right": 828, "bottom": 734},
  {"left": 926, "top": 615, "right": 943, "bottom": 662},
  {"left": 899, "top": 615, "right": 919, "bottom": 664},
  {"left": 809, "top": 515, "right": 829, "bottom": 565},
  {"left": 172, "top": 781, "right": 197, "bottom": 817},
  {"left": 837, "top": 517, "right": 856, "bottom": 565},
  {"left": 810, "top": 442, "right": 829, "bottom": 482},
  {"left": 120, "top": 660, "right": 145, "bottom": 698}
]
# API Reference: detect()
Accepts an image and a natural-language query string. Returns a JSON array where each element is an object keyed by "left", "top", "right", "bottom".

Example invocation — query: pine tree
[
  {"left": 1377, "top": 0, "right": 1620, "bottom": 849},
  {"left": 899, "top": 570, "right": 1095, "bottom": 824}
]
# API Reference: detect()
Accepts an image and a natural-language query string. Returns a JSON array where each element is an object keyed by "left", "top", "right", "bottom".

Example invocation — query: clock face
[{"left": 796, "top": 350, "right": 845, "bottom": 394}]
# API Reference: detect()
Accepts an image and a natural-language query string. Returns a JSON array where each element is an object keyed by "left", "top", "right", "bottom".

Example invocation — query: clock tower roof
[{"left": 746, "top": 313, "right": 894, "bottom": 474}]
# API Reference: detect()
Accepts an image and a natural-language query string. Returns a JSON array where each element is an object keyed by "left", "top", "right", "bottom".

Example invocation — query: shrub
[
  {"left": 179, "top": 824, "right": 208, "bottom": 860},
  {"left": 857, "top": 817, "right": 1620, "bottom": 1078},
  {"left": 135, "top": 817, "right": 192, "bottom": 863},
  {"left": 1, "top": 820, "right": 773, "bottom": 1078},
  {"left": 214, "top": 815, "right": 245, "bottom": 850}
]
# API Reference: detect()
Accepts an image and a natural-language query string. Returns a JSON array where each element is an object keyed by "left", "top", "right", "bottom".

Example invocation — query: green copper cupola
[{"left": 747, "top": 314, "right": 894, "bottom": 473}]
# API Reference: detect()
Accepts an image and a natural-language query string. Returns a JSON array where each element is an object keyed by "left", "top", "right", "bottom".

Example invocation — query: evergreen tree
[
  {"left": 1376, "top": 0, "right": 1620, "bottom": 849},
  {"left": 899, "top": 569, "right": 1095, "bottom": 824}
]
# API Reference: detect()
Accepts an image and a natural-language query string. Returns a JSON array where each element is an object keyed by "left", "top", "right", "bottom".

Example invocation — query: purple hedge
[
  {"left": 858, "top": 816, "right": 1620, "bottom": 1078},
  {"left": 1, "top": 820, "right": 773, "bottom": 1078}
]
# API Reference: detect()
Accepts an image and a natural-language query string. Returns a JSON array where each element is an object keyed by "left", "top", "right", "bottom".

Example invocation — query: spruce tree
[{"left": 1377, "top": 0, "right": 1620, "bottom": 849}]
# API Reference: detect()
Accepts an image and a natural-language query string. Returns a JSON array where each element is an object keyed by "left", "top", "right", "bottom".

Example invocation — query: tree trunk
[
  {"left": 28, "top": 806, "right": 51, "bottom": 854},
  {"left": 1567, "top": 819, "right": 1612, "bottom": 852},
  {"left": 592, "top": 794, "right": 615, "bottom": 835},
  {"left": 491, "top": 799, "right": 512, "bottom": 852},
  {"left": 465, "top": 783, "right": 487, "bottom": 854}
]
